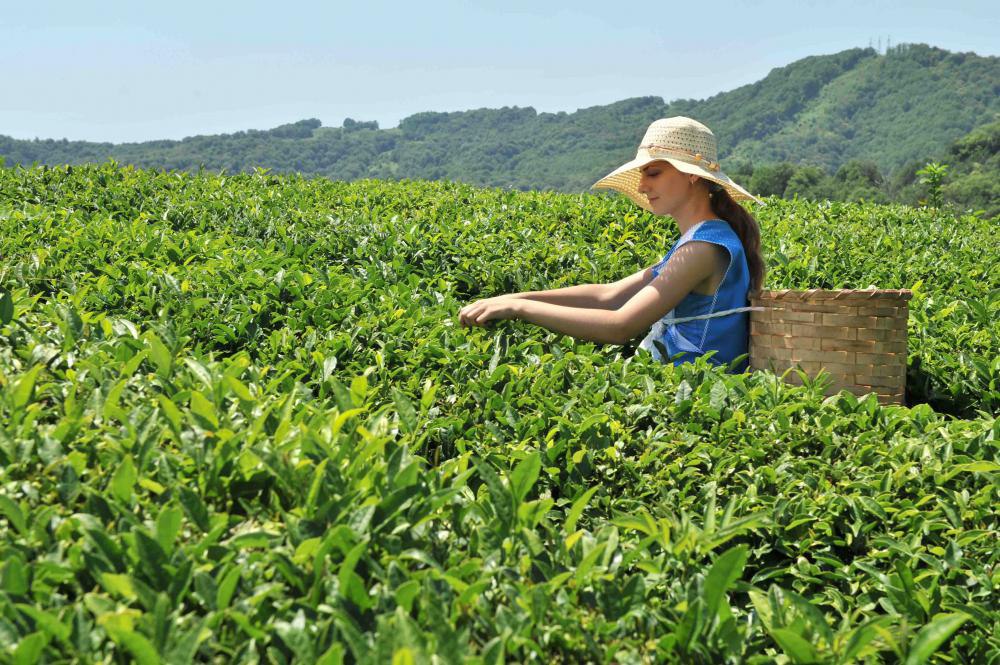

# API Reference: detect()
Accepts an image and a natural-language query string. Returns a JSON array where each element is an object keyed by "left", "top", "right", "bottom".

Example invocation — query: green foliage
[
  {"left": 917, "top": 162, "right": 950, "bottom": 208},
  {"left": 783, "top": 165, "right": 829, "bottom": 201},
  {"left": 0, "top": 164, "right": 997, "bottom": 662},
  {"left": 269, "top": 119, "right": 322, "bottom": 140},
  {"left": 750, "top": 163, "right": 797, "bottom": 197},
  {"left": 833, "top": 160, "right": 887, "bottom": 203},
  {"left": 343, "top": 118, "right": 379, "bottom": 132},
  {"left": 736, "top": 128, "right": 997, "bottom": 215},
  {"left": 941, "top": 119, "right": 1000, "bottom": 218}
]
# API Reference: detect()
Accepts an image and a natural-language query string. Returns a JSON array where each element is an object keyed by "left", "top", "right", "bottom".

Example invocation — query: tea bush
[{"left": 0, "top": 164, "right": 997, "bottom": 662}]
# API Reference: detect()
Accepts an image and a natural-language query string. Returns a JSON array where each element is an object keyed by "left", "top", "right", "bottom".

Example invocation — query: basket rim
[{"left": 750, "top": 288, "right": 913, "bottom": 302}]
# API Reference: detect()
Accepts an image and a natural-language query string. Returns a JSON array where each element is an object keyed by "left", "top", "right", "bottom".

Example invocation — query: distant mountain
[
  {"left": 715, "top": 45, "right": 1000, "bottom": 172},
  {"left": 2, "top": 44, "right": 997, "bottom": 197}
]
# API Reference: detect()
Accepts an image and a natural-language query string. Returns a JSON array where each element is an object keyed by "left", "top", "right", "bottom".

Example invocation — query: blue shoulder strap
[{"left": 675, "top": 220, "right": 738, "bottom": 348}]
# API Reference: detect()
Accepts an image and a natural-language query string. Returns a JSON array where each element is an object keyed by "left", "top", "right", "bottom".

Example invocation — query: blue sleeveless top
[{"left": 643, "top": 219, "right": 751, "bottom": 372}]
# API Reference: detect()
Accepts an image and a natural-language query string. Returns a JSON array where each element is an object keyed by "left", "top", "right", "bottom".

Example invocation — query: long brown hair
[{"left": 707, "top": 183, "right": 766, "bottom": 292}]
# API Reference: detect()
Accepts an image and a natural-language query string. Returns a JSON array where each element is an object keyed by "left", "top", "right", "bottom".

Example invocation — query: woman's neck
[{"left": 672, "top": 197, "right": 717, "bottom": 237}]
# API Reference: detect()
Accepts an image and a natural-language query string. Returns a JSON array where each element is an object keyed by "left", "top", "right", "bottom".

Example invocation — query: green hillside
[
  {"left": 1, "top": 164, "right": 997, "bottom": 662},
  {"left": 1, "top": 45, "right": 997, "bottom": 199},
  {"left": 721, "top": 44, "right": 1000, "bottom": 172},
  {"left": 942, "top": 119, "right": 1000, "bottom": 217}
]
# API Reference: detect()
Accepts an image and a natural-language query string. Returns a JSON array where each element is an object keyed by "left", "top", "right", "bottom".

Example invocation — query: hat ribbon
[{"left": 639, "top": 144, "right": 721, "bottom": 172}]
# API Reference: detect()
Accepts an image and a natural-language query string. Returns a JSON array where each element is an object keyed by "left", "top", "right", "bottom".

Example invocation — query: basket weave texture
[{"left": 748, "top": 289, "right": 912, "bottom": 405}]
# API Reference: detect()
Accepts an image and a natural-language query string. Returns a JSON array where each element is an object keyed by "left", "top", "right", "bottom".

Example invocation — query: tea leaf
[
  {"left": 703, "top": 545, "right": 747, "bottom": 621},
  {"left": 903, "top": 614, "right": 969, "bottom": 665},
  {"left": 509, "top": 451, "right": 541, "bottom": 504},
  {"left": 565, "top": 486, "right": 599, "bottom": 535},
  {"left": 0, "top": 290, "right": 12, "bottom": 324},
  {"left": 110, "top": 456, "right": 137, "bottom": 503},
  {"left": 770, "top": 627, "right": 819, "bottom": 664},
  {"left": 0, "top": 496, "right": 27, "bottom": 535},
  {"left": 12, "top": 366, "right": 41, "bottom": 410}
]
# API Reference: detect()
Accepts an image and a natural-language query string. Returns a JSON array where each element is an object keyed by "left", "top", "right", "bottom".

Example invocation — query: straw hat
[{"left": 592, "top": 116, "right": 762, "bottom": 210}]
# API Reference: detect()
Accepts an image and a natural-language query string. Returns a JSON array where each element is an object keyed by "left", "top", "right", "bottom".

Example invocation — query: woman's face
[{"left": 637, "top": 160, "right": 695, "bottom": 215}]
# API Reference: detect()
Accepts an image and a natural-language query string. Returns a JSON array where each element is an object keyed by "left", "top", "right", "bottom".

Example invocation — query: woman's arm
[
  {"left": 459, "top": 243, "right": 720, "bottom": 344},
  {"left": 600, "top": 267, "right": 657, "bottom": 309},
  {"left": 474, "top": 267, "right": 655, "bottom": 310},
  {"left": 512, "top": 282, "right": 617, "bottom": 309}
]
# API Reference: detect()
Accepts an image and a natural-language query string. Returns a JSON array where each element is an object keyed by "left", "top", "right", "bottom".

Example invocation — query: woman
[{"left": 458, "top": 116, "right": 765, "bottom": 372}]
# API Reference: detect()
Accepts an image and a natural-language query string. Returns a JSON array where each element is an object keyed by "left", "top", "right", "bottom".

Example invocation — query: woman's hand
[{"left": 458, "top": 295, "right": 522, "bottom": 328}]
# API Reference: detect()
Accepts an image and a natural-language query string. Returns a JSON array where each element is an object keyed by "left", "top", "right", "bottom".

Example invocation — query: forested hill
[{"left": 2, "top": 44, "right": 997, "bottom": 195}]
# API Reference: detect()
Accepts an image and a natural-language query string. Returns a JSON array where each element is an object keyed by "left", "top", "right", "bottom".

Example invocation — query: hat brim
[{"left": 591, "top": 155, "right": 763, "bottom": 211}]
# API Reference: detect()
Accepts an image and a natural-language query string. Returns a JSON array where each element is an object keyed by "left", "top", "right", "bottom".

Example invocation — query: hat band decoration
[{"left": 639, "top": 144, "right": 721, "bottom": 172}]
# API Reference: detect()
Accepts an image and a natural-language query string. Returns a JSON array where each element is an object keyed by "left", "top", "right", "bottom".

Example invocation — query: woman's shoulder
[
  {"left": 690, "top": 219, "right": 742, "bottom": 245},
  {"left": 692, "top": 218, "right": 734, "bottom": 234}
]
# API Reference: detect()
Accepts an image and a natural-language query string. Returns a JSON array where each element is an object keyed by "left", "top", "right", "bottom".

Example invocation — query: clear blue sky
[{"left": 3, "top": 0, "right": 997, "bottom": 143}]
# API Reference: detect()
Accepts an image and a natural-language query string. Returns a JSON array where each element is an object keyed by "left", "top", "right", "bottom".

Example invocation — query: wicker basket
[{"left": 748, "top": 289, "right": 912, "bottom": 405}]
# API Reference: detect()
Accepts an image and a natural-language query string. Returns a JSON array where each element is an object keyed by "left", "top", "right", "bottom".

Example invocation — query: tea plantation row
[{"left": 0, "top": 164, "right": 997, "bottom": 663}]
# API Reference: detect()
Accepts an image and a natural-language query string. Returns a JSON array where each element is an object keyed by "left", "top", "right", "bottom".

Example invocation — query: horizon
[
  {"left": 10, "top": 43, "right": 995, "bottom": 147},
  {"left": 4, "top": 0, "right": 999, "bottom": 144}
]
